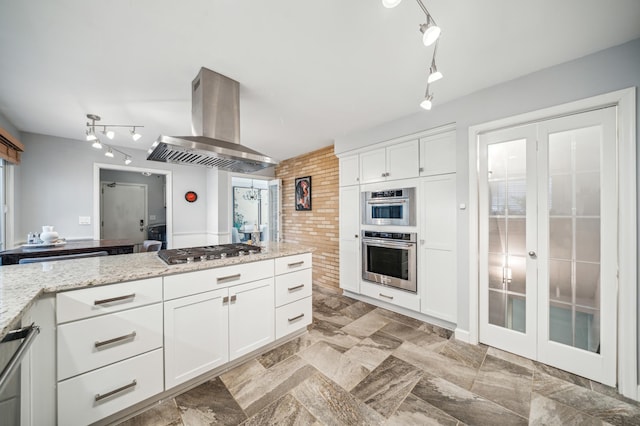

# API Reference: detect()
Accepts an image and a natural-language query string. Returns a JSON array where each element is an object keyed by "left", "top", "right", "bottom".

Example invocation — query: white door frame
[
  {"left": 465, "top": 87, "right": 637, "bottom": 399},
  {"left": 93, "top": 163, "right": 174, "bottom": 248}
]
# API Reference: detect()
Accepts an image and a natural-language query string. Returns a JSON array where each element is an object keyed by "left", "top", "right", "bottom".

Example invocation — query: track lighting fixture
[
  {"left": 85, "top": 114, "right": 144, "bottom": 142},
  {"left": 382, "top": 0, "right": 443, "bottom": 110},
  {"left": 84, "top": 113, "right": 138, "bottom": 165}
]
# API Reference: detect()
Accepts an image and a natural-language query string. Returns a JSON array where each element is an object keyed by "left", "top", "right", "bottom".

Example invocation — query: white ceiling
[{"left": 1, "top": 0, "right": 639, "bottom": 162}]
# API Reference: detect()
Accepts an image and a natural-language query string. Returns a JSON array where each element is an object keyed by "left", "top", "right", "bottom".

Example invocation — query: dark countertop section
[{"left": 0, "top": 239, "right": 135, "bottom": 265}]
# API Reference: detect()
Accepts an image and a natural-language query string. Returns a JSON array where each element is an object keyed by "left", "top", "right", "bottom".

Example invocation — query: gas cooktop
[{"left": 158, "top": 243, "right": 261, "bottom": 265}]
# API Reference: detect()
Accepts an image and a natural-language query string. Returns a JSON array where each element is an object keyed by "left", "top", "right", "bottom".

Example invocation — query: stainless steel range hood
[{"left": 147, "top": 67, "right": 278, "bottom": 173}]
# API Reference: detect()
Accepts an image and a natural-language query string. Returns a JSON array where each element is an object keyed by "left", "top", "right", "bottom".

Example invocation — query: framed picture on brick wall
[{"left": 295, "top": 176, "right": 312, "bottom": 211}]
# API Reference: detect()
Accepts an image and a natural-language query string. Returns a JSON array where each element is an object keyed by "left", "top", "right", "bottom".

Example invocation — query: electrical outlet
[{"left": 79, "top": 216, "right": 91, "bottom": 225}]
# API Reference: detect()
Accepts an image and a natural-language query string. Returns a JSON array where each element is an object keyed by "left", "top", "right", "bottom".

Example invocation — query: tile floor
[{"left": 120, "top": 285, "right": 640, "bottom": 425}]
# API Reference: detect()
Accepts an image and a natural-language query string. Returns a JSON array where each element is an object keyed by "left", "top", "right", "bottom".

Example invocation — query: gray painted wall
[
  {"left": 0, "top": 111, "right": 19, "bottom": 138},
  {"left": 335, "top": 37, "right": 640, "bottom": 376},
  {"left": 15, "top": 132, "right": 209, "bottom": 243}
]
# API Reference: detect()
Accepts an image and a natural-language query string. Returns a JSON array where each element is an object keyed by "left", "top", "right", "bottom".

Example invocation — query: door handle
[{"left": 528, "top": 251, "right": 537, "bottom": 258}]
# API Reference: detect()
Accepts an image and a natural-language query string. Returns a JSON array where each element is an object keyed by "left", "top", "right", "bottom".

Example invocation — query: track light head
[
  {"left": 105, "top": 147, "right": 115, "bottom": 158},
  {"left": 420, "top": 84, "right": 433, "bottom": 110},
  {"left": 420, "top": 15, "right": 441, "bottom": 46},
  {"left": 427, "top": 62, "right": 443, "bottom": 83},
  {"left": 382, "top": 0, "right": 402, "bottom": 8},
  {"left": 131, "top": 127, "right": 142, "bottom": 141},
  {"left": 92, "top": 139, "right": 103, "bottom": 149},
  {"left": 86, "top": 130, "right": 97, "bottom": 141},
  {"left": 124, "top": 156, "right": 132, "bottom": 165},
  {"left": 103, "top": 127, "right": 115, "bottom": 139}
]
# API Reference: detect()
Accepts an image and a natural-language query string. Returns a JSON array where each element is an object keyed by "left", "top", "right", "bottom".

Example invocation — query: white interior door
[
  {"left": 101, "top": 182, "right": 147, "bottom": 243},
  {"left": 478, "top": 107, "right": 617, "bottom": 385}
]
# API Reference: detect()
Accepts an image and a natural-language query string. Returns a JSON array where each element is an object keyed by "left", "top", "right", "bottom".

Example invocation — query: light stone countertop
[{"left": 0, "top": 242, "right": 313, "bottom": 341}]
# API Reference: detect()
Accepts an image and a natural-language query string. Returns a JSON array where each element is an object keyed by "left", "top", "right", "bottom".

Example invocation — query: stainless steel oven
[
  {"left": 362, "top": 231, "right": 417, "bottom": 293},
  {"left": 363, "top": 187, "right": 415, "bottom": 226}
]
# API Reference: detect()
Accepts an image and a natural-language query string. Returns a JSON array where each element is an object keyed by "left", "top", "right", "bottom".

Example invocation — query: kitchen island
[
  {"left": 0, "top": 241, "right": 312, "bottom": 341},
  {"left": 1, "top": 241, "right": 313, "bottom": 426}
]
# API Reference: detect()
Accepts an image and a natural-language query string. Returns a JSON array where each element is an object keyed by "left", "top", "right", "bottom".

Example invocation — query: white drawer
[
  {"left": 57, "top": 348, "right": 164, "bottom": 426},
  {"left": 360, "top": 281, "right": 420, "bottom": 312},
  {"left": 275, "top": 269, "right": 312, "bottom": 307},
  {"left": 56, "top": 278, "right": 163, "bottom": 324},
  {"left": 163, "top": 259, "right": 274, "bottom": 300},
  {"left": 275, "top": 253, "right": 312, "bottom": 275},
  {"left": 275, "top": 296, "right": 312, "bottom": 340},
  {"left": 57, "top": 303, "right": 163, "bottom": 380}
]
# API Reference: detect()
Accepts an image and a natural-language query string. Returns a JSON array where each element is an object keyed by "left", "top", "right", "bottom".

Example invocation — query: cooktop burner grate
[{"left": 158, "top": 243, "right": 261, "bottom": 264}]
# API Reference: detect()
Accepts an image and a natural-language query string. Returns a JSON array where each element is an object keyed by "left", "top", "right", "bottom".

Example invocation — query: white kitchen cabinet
[
  {"left": 360, "top": 281, "right": 420, "bottom": 312},
  {"left": 359, "top": 140, "right": 420, "bottom": 184},
  {"left": 229, "top": 278, "right": 275, "bottom": 360},
  {"left": 419, "top": 174, "right": 457, "bottom": 322},
  {"left": 275, "top": 268, "right": 313, "bottom": 307},
  {"left": 419, "top": 130, "right": 456, "bottom": 176},
  {"left": 163, "top": 288, "right": 229, "bottom": 389},
  {"left": 274, "top": 255, "right": 313, "bottom": 339},
  {"left": 339, "top": 185, "right": 360, "bottom": 293},
  {"left": 275, "top": 296, "right": 312, "bottom": 339},
  {"left": 56, "top": 278, "right": 164, "bottom": 426},
  {"left": 339, "top": 154, "right": 360, "bottom": 186}
]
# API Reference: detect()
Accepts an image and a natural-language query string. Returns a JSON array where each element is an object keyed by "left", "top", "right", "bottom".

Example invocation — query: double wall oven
[{"left": 360, "top": 186, "right": 418, "bottom": 293}]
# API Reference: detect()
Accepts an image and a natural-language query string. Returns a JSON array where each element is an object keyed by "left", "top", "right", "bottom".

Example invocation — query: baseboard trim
[{"left": 454, "top": 328, "right": 471, "bottom": 343}]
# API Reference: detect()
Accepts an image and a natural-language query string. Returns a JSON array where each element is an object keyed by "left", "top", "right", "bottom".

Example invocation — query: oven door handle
[
  {"left": 363, "top": 239, "right": 415, "bottom": 250},
  {"left": 366, "top": 199, "right": 407, "bottom": 205}
]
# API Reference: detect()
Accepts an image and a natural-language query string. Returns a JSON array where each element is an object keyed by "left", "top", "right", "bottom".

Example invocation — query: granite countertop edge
[{"left": 0, "top": 242, "right": 314, "bottom": 341}]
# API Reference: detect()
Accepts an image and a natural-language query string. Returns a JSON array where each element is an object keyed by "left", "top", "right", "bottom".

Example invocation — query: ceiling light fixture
[
  {"left": 242, "top": 183, "right": 262, "bottom": 202},
  {"left": 85, "top": 114, "right": 144, "bottom": 142},
  {"left": 382, "top": 0, "right": 443, "bottom": 111},
  {"left": 84, "top": 113, "right": 138, "bottom": 165}
]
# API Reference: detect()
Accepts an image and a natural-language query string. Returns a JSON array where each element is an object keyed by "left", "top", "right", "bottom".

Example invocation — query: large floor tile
[
  {"left": 257, "top": 334, "right": 314, "bottom": 369},
  {"left": 380, "top": 319, "right": 447, "bottom": 348},
  {"left": 219, "top": 358, "right": 267, "bottom": 391},
  {"left": 227, "top": 355, "right": 317, "bottom": 417},
  {"left": 340, "top": 309, "right": 391, "bottom": 339},
  {"left": 240, "top": 393, "right": 320, "bottom": 426},
  {"left": 486, "top": 346, "right": 535, "bottom": 371},
  {"left": 411, "top": 375, "right": 528, "bottom": 425},
  {"left": 438, "top": 338, "right": 487, "bottom": 370},
  {"left": 343, "top": 330, "right": 403, "bottom": 371},
  {"left": 291, "top": 372, "right": 387, "bottom": 425},
  {"left": 386, "top": 393, "right": 461, "bottom": 426},
  {"left": 307, "top": 317, "right": 362, "bottom": 349},
  {"left": 394, "top": 340, "right": 479, "bottom": 390},
  {"left": 299, "top": 341, "right": 371, "bottom": 391},
  {"left": 528, "top": 393, "right": 608, "bottom": 426},
  {"left": 340, "top": 300, "right": 377, "bottom": 320},
  {"left": 351, "top": 355, "right": 424, "bottom": 418},
  {"left": 174, "top": 377, "right": 247, "bottom": 425},
  {"left": 118, "top": 399, "right": 183, "bottom": 426},
  {"left": 470, "top": 354, "right": 532, "bottom": 417}
]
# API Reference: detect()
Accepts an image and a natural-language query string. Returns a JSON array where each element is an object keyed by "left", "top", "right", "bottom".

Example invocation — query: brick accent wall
[{"left": 275, "top": 145, "right": 339, "bottom": 291}]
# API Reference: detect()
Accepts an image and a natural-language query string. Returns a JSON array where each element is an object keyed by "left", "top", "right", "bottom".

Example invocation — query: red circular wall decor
[{"left": 185, "top": 191, "right": 198, "bottom": 203}]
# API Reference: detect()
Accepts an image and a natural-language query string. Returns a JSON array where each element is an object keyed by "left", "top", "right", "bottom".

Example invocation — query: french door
[{"left": 478, "top": 107, "right": 617, "bottom": 385}]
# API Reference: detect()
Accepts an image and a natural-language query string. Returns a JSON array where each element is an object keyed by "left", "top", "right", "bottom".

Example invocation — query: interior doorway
[
  {"left": 231, "top": 176, "right": 281, "bottom": 244},
  {"left": 93, "top": 163, "right": 173, "bottom": 249}
]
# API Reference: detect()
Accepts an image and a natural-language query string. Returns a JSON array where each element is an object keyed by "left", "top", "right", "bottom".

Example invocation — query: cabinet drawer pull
[
  {"left": 94, "top": 293, "right": 136, "bottom": 306},
  {"left": 94, "top": 379, "right": 137, "bottom": 402},
  {"left": 217, "top": 273, "right": 241, "bottom": 283},
  {"left": 288, "top": 313, "right": 305, "bottom": 322},
  {"left": 287, "top": 261, "right": 304, "bottom": 268},
  {"left": 230, "top": 295, "right": 237, "bottom": 302},
  {"left": 223, "top": 296, "right": 229, "bottom": 304},
  {"left": 94, "top": 331, "right": 137, "bottom": 349},
  {"left": 379, "top": 293, "right": 394, "bottom": 300},
  {"left": 287, "top": 284, "right": 305, "bottom": 292}
]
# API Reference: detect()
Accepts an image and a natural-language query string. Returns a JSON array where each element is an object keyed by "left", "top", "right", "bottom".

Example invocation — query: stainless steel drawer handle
[
  {"left": 217, "top": 273, "right": 241, "bottom": 283},
  {"left": 223, "top": 296, "right": 229, "bottom": 304},
  {"left": 287, "top": 261, "right": 304, "bottom": 268},
  {"left": 379, "top": 293, "right": 394, "bottom": 300},
  {"left": 287, "top": 284, "right": 305, "bottom": 292},
  {"left": 94, "top": 379, "right": 137, "bottom": 402},
  {"left": 230, "top": 295, "right": 237, "bottom": 302},
  {"left": 94, "top": 331, "right": 137, "bottom": 349},
  {"left": 288, "top": 313, "right": 305, "bottom": 322},
  {"left": 94, "top": 293, "right": 136, "bottom": 306}
]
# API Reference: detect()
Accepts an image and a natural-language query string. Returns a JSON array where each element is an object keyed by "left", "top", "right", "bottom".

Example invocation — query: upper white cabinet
[
  {"left": 419, "top": 130, "right": 456, "bottom": 176},
  {"left": 359, "top": 140, "right": 420, "bottom": 184},
  {"left": 339, "top": 155, "right": 360, "bottom": 187}
]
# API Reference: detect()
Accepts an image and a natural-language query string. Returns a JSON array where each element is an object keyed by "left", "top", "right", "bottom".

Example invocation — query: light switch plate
[{"left": 79, "top": 216, "right": 91, "bottom": 225}]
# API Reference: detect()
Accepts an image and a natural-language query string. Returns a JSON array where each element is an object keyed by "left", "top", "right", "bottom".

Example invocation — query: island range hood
[{"left": 147, "top": 67, "right": 278, "bottom": 173}]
